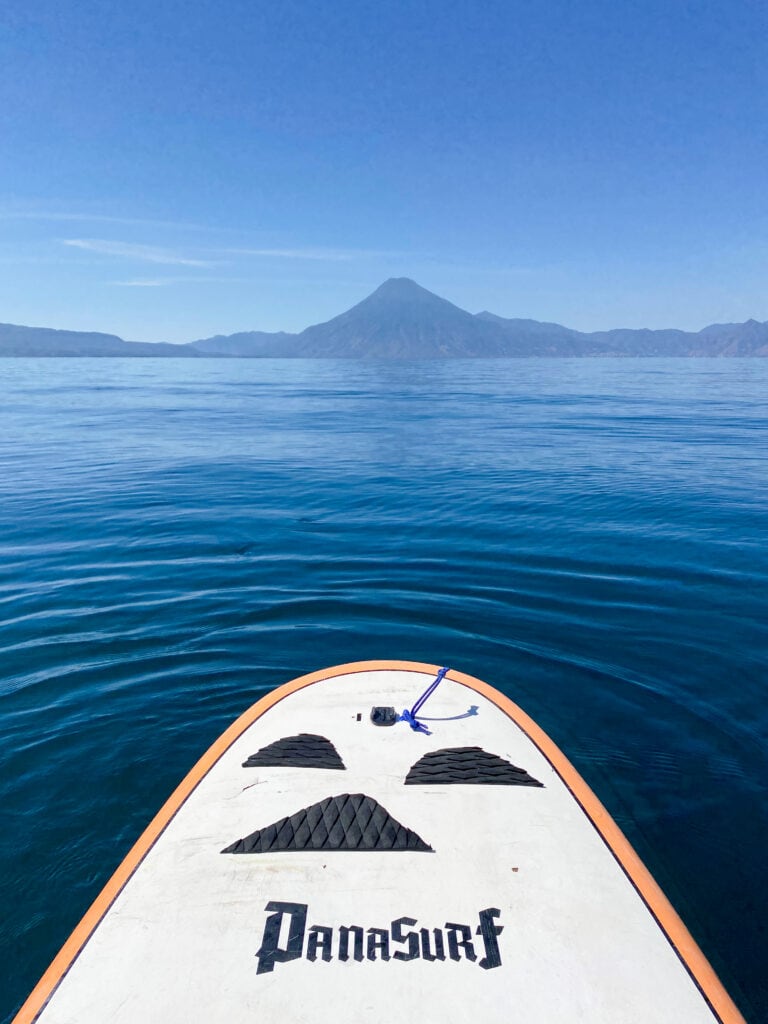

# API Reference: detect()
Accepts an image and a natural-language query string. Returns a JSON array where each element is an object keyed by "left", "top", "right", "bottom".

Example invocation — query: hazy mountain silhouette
[
  {"left": 0, "top": 323, "right": 194, "bottom": 357},
  {"left": 190, "top": 330, "right": 295, "bottom": 356},
  {"left": 292, "top": 277, "right": 514, "bottom": 357},
  {"left": 3, "top": 279, "right": 768, "bottom": 356},
  {"left": 188, "top": 278, "right": 768, "bottom": 357}
]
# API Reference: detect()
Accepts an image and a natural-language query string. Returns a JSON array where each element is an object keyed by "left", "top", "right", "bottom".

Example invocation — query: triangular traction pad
[
  {"left": 405, "top": 746, "right": 543, "bottom": 786},
  {"left": 222, "top": 793, "right": 432, "bottom": 853},
  {"left": 242, "top": 733, "right": 345, "bottom": 770}
]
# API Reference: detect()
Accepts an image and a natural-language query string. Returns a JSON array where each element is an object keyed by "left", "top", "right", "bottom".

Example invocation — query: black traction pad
[
  {"left": 405, "top": 746, "right": 543, "bottom": 787},
  {"left": 242, "top": 733, "right": 345, "bottom": 770},
  {"left": 222, "top": 793, "right": 433, "bottom": 853}
]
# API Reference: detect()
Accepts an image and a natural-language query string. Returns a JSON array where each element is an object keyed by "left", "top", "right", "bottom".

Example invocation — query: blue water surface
[{"left": 0, "top": 357, "right": 766, "bottom": 1022}]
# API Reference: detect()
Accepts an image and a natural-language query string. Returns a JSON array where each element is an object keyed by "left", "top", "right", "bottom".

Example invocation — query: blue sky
[{"left": 1, "top": 0, "right": 766, "bottom": 342}]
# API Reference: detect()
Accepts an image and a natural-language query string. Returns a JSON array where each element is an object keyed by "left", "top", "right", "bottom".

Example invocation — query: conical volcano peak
[
  {"left": 295, "top": 275, "right": 502, "bottom": 356},
  {"left": 372, "top": 277, "right": 430, "bottom": 298},
  {"left": 361, "top": 277, "right": 459, "bottom": 309}
]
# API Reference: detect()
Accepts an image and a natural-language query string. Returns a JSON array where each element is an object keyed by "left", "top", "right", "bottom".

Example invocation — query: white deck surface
[{"left": 36, "top": 668, "right": 721, "bottom": 1023}]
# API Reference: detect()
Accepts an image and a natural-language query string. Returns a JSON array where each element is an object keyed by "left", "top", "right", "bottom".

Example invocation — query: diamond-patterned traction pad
[
  {"left": 221, "top": 793, "right": 432, "bottom": 853},
  {"left": 405, "top": 746, "right": 543, "bottom": 786},
  {"left": 242, "top": 733, "right": 345, "bottom": 770}
]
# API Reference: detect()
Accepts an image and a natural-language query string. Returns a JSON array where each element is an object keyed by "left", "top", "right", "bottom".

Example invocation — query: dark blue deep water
[{"left": 1, "top": 358, "right": 766, "bottom": 1022}]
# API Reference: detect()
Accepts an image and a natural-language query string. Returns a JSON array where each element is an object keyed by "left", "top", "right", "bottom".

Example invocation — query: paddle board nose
[{"left": 12, "top": 662, "right": 747, "bottom": 1024}]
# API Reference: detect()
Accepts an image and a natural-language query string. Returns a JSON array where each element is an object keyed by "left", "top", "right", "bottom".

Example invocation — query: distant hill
[
  {"left": 481, "top": 309, "right": 768, "bottom": 357},
  {"left": 0, "top": 322, "right": 194, "bottom": 357},
  {"left": 474, "top": 310, "right": 586, "bottom": 355},
  {"left": 190, "top": 330, "right": 295, "bottom": 357},
  {"left": 3, "top": 279, "right": 768, "bottom": 356},
  {"left": 693, "top": 319, "right": 768, "bottom": 356}
]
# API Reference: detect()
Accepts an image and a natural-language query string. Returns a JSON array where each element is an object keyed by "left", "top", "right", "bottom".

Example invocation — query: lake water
[{"left": 1, "top": 357, "right": 766, "bottom": 1022}]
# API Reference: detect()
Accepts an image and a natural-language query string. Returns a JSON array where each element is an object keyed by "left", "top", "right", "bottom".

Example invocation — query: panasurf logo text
[{"left": 256, "top": 901, "right": 504, "bottom": 974}]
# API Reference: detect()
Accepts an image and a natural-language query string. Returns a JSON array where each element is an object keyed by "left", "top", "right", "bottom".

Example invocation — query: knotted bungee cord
[{"left": 401, "top": 666, "right": 449, "bottom": 734}]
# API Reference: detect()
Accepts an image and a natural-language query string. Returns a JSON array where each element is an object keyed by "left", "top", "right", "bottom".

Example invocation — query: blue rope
[{"left": 401, "top": 667, "right": 449, "bottom": 734}]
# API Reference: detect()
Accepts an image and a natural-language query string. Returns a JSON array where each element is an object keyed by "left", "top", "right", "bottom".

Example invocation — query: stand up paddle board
[{"left": 14, "top": 661, "right": 745, "bottom": 1023}]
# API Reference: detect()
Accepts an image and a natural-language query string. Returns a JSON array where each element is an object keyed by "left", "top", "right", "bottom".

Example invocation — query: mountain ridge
[
  {"left": 2, "top": 278, "right": 767, "bottom": 356},
  {"left": 186, "top": 278, "right": 768, "bottom": 357},
  {"left": 0, "top": 322, "right": 194, "bottom": 357}
]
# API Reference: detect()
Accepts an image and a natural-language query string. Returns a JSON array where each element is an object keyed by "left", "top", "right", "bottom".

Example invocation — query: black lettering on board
[
  {"left": 367, "top": 927, "right": 391, "bottom": 961},
  {"left": 338, "top": 925, "right": 364, "bottom": 962},
  {"left": 253, "top": 902, "right": 504, "bottom": 973},
  {"left": 476, "top": 908, "right": 504, "bottom": 970},
  {"left": 445, "top": 922, "right": 477, "bottom": 963},
  {"left": 391, "top": 917, "right": 419, "bottom": 961},
  {"left": 255, "top": 901, "right": 307, "bottom": 975},
  {"left": 307, "top": 925, "right": 333, "bottom": 963},
  {"left": 420, "top": 927, "right": 446, "bottom": 962}
]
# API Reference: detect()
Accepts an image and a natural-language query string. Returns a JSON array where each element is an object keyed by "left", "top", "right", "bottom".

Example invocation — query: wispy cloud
[
  {"left": 0, "top": 208, "right": 211, "bottom": 231},
  {"left": 110, "top": 275, "right": 248, "bottom": 287},
  {"left": 223, "top": 246, "right": 358, "bottom": 261},
  {"left": 61, "top": 238, "right": 218, "bottom": 266},
  {"left": 111, "top": 278, "right": 168, "bottom": 287},
  {"left": 220, "top": 246, "right": 403, "bottom": 262}
]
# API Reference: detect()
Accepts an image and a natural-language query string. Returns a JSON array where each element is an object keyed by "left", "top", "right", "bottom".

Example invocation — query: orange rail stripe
[{"left": 13, "top": 659, "right": 746, "bottom": 1024}]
